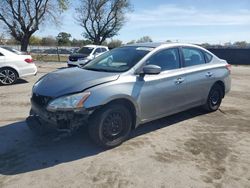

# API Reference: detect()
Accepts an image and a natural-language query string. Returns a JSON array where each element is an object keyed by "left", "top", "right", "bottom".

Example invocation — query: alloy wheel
[{"left": 0, "top": 69, "right": 17, "bottom": 85}]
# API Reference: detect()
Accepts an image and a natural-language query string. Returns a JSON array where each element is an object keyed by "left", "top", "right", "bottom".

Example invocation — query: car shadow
[
  {"left": 0, "top": 79, "right": 28, "bottom": 86},
  {"left": 0, "top": 107, "right": 206, "bottom": 175},
  {"left": 15, "top": 79, "right": 29, "bottom": 85}
]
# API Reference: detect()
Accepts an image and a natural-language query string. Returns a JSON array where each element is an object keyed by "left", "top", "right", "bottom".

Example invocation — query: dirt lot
[{"left": 0, "top": 62, "right": 250, "bottom": 188}]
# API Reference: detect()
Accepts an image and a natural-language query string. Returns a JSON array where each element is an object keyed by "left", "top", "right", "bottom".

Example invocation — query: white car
[
  {"left": 0, "top": 47, "right": 37, "bottom": 85},
  {"left": 67, "top": 45, "right": 109, "bottom": 67}
]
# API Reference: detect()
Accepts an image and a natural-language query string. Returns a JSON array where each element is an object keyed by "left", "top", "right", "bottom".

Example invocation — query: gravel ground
[{"left": 0, "top": 62, "right": 250, "bottom": 188}]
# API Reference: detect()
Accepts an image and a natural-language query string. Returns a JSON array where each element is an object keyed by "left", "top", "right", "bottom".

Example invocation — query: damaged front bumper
[{"left": 26, "top": 101, "right": 93, "bottom": 134}]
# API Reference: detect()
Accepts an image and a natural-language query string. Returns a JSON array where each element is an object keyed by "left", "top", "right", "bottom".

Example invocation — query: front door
[{"left": 137, "top": 48, "right": 188, "bottom": 122}]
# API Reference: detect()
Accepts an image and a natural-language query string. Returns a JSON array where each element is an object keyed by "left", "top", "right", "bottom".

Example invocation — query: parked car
[
  {"left": 27, "top": 43, "right": 231, "bottom": 148},
  {"left": 0, "top": 47, "right": 37, "bottom": 85},
  {"left": 70, "top": 47, "right": 80, "bottom": 54},
  {"left": 1, "top": 46, "right": 27, "bottom": 55},
  {"left": 67, "top": 45, "right": 109, "bottom": 67}
]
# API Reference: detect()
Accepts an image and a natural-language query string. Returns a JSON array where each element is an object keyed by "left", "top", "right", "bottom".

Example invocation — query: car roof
[
  {"left": 125, "top": 42, "right": 203, "bottom": 49},
  {"left": 84, "top": 45, "right": 108, "bottom": 48}
]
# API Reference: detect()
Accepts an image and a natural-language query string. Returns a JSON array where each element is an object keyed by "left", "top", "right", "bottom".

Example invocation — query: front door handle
[
  {"left": 175, "top": 77, "right": 185, "bottom": 85},
  {"left": 206, "top": 72, "right": 214, "bottom": 78}
]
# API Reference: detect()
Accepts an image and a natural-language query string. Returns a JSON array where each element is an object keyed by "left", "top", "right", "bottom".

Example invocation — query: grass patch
[{"left": 31, "top": 54, "right": 69, "bottom": 62}]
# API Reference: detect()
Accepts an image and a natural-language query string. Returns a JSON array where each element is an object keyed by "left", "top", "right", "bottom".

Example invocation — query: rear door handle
[
  {"left": 206, "top": 72, "right": 214, "bottom": 78},
  {"left": 175, "top": 77, "right": 185, "bottom": 85}
]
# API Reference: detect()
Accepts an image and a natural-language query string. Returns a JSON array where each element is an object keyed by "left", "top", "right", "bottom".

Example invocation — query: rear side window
[
  {"left": 205, "top": 52, "right": 213, "bottom": 63},
  {"left": 182, "top": 48, "right": 206, "bottom": 67},
  {"left": 0, "top": 52, "right": 4, "bottom": 56},
  {"left": 146, "top": 48, "right": 180, "bottom": 71},
  {"left": 101, "top": 48, "right": 108, "bottom": 52},
  {"left": 94, "top": 48, "right": 102, "bottom": 54}
]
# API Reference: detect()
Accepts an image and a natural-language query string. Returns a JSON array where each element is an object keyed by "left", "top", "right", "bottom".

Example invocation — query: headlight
[{"left": 46, "top": 92, "right": 90, "bottom": 111}]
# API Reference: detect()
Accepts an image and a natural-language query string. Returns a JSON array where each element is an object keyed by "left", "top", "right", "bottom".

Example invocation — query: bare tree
[
  {"left": 76, "top": 0, "right": 131, "bottom": 45},
  {"left": 0, "top": 0, "right": 68, "bottom": 51}
]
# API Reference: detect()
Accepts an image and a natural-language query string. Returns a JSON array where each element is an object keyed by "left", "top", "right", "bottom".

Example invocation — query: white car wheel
[{"left": 0, "top": 68, "right": 18, "bottom": 85}]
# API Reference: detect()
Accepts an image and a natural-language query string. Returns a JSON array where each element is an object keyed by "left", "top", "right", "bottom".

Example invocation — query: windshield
[
  {"left": 77, "top": 47, "right": 94, "bottom": 55},
  {"left": 83, "top": 46, "right": 153, "bottom": 72}
]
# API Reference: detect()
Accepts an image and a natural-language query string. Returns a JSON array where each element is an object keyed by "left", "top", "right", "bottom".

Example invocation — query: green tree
[
  {"left": 29, "top": 36, "right": 42, "bottom": 45},
  {"left": 0, "top": 34, "right": 5, "bottom": 45},
  {"left": 108, "top": 39, "right": 123, "bottom": 49},
  {"left": 76, "top": 0, "right": 132, "bottom": 45},
  {"left": 136, "top": 36, "right": 153, "bottom": 43},
  {"left": 41, "top": 36, "right": 57, "bottom": 46},
  {"left": 56, "top": 32, "right": 72, "bottom": 46},
  {"left": 71, "top": 38, "right": 92, "bottom": 47},
  {"left": 0, "top": 0, "right": 69, "bottom": 51},
  {"left": 233, "top": 41, "right": 248, "bottom": 48},
  {"left": 200, "top": 43, "right": 211, "bottom": 48},
  {"left": 126, "top": 40, "right": 136, "bottom": 45},
  {"left": 6, "top": 37, "right": 19, "bottom": 45}
]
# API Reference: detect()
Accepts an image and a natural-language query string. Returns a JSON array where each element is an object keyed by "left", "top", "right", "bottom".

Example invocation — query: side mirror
[{"left": 142, "top": 65, "right": 161, "bottom": 75}]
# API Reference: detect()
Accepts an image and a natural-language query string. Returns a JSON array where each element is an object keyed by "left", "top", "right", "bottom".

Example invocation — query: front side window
[
  {"left": 83, "top": 46, "right": 153, "bottom": 72},
  {"left": 182, "top": 48, "right": 206, "bottom": 67},
  {"left": 146, "top": 48, "right": 180, "bottom": 71}
]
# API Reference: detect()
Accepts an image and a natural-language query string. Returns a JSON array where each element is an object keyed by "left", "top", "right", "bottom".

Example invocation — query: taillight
[
  {"left": 226, "top": 64, "right": 231, "bottom": 73},
  {"left": 25, "top": 58, "right": 33, "bottom": 63}
]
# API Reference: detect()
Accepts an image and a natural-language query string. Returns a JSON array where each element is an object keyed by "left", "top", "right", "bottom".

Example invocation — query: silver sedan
[{"left": 27, "top": 42, "right": 231, "bottom": 148}]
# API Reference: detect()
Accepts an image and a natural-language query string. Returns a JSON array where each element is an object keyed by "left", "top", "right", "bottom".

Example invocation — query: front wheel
[
  {"left": 203, "top": 84, "right": 223, "bottom": 112},
  {"left": 88, "top": 104, "right": 132, "bottom": 148}
]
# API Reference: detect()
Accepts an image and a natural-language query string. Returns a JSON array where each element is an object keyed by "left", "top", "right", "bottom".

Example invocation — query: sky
[{"left": 37, "top": 0, "right": 250, "bottom": 44}]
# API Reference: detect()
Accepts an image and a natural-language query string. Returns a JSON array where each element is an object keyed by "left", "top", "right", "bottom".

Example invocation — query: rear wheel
[
  {"left": 88, "top": 104, "right": 132, "bottom": 148},
  {"left": 0, "top": 68, "right": 18, "bottom": 85},
  {"left": 203, "top": 84, "right": 223, "bottom": 112}
]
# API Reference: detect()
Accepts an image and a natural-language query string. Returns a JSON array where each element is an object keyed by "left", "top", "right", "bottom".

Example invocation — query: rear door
[
  {"left": 180, "top": 47, "right": 213, "bottom": 107},
  {"left": 138, "top": 48, "right": 189, "bottom": 121}
]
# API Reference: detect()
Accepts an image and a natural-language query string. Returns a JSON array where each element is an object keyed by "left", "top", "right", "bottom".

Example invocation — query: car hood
[
  {"left": 33, "top": 68, "right": 120, "bottom": 98},
  {"left": 69, "top": 53, "right": 88, "bottom": 58}
]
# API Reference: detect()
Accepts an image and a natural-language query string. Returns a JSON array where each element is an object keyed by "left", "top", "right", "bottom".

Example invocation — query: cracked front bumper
[{"left": 26, "top": 101, "right": 92, "bottom": 132}]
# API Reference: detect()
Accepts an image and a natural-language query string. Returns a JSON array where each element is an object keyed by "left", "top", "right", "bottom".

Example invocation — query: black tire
[
  {"left": 88, "top": 104, "right": 132, "bottom": 148},
  {"left": 203, "top": 84, "right": 223, "bottom": 112},
  {"left": 0, "top": 68, "right": 18, "bottom": 85}
]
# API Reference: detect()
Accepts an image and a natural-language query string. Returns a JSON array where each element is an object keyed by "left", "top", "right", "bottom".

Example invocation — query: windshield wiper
[
  {"left": 83, "top": 67, "right": 122, "bottom": 73},
  {"left": 83, "top": 67, "right": 111, "bottom": 72}
]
